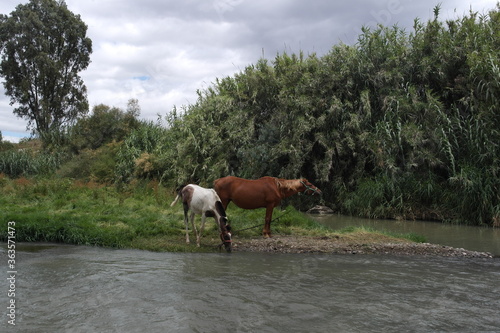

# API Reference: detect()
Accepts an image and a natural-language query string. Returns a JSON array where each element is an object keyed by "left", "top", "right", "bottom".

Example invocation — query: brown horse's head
[{"left": 300, "top": 179, "right": 322, "bottom": 196}]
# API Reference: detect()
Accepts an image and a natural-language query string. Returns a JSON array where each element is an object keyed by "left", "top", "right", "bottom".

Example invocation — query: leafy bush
[
  {"left": 57, "top": 143, "right": 119, "bottom": 182},
  {"left": 68, "top": 100, "right": 140, "bottom": 152},
  {"left": 115, "top": 120, "right": 171, "bottom": 183}
]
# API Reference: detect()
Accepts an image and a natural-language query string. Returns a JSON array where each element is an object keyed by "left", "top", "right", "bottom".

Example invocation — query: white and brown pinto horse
[
  {"left": 214, "top": 176, "right": 322, "bottom": 238},
  {"left": 170, "top": 184, "right": 232, "bottom": 252}
]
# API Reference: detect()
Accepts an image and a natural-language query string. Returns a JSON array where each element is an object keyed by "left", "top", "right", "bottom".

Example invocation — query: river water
[
  {"left": 1, "top": 243, "right": 499, "bottom": 332},
  {"left": 311, "top": 214, "right": 500, "bottom": 256}
]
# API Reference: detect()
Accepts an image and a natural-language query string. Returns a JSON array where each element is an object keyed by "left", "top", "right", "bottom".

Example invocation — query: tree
[{"left": 0, "top": 0, "right": 92, "bottom": 144}]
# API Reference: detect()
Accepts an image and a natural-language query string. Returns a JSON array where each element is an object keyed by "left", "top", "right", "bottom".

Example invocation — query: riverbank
[
  {"left": 231, "top": 234, "right": 494, "bottom": 258},
  {"left": 0, "top": 177, "right": 494, "bottom": 258}
]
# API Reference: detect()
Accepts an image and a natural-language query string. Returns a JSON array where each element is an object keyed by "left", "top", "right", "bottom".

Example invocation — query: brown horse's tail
[{"left": 213, "top": 178, "right": 221, "bottom": 191}]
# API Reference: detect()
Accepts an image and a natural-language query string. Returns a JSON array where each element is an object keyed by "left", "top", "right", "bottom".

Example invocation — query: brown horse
[{"left": 214, "top": 176, "right": 322, "bottom": 237}]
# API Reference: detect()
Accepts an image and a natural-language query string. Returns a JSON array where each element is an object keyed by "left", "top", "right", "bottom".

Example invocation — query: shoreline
[
  {"left": 3, "top": 236, "right": 495, "bottom": 259},
  {"left": 231, "top": 235, "right": 494, "bottom": 258}
]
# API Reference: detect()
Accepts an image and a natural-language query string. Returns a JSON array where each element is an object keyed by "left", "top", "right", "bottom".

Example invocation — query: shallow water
[
  {"left": 1, "top": 244, "right": 499, "bottom": 332},
  {"left": 311, "top": 214, "right": 500, "bottom": 256}
]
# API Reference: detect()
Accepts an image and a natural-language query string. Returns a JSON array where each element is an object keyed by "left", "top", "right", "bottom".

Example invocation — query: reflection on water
[
  {"left": 311, "top": 214, "right": 500, "bottom": 256},
  {"left": 1, "top": 244, "right": 499, "bottom": 332}
]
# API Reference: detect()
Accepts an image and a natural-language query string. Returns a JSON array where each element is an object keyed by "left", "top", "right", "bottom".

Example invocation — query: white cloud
[{"left": 2, "top": 134, "right": 23, "bottom": 144}]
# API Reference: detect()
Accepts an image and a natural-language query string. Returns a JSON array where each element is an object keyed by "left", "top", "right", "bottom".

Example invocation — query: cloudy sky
[{"left": 0, "top": 0, "right": 497, "bottom": 142}]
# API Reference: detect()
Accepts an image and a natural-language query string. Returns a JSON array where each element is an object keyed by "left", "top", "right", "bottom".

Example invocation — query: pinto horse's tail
[
  {"left": 170, "top": 185, "right": 186, "bottom": 207},
  {"left": 170, "top": 194, "right": 180, "bottom": 207}
]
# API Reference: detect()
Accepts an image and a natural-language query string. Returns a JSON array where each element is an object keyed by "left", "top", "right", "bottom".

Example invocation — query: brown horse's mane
[{"left": 275, "top": 178, "right": 303, "bottom": 196}]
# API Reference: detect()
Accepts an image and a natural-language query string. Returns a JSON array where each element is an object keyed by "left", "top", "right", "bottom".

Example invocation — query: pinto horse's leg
[
  {"left": 183, "top": 210, "right": 190, "bottom": 244},
  {"left": 263, "top": 205, "right": 274, "bottom": 238},
  {"left": 197, "top": 214, "right": 207, "bottom": 247},
  {"left": 190, "top": 212, "right": 199, "bottom": 246}
]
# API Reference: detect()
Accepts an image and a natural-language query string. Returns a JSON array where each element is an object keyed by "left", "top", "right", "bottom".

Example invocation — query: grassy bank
[{"left": 0, "top": 176, "right": 426, "bottom": 252}]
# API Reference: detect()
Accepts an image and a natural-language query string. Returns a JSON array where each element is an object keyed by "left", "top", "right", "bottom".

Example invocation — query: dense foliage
[{"left": 1, "top": 6, "right": 499, "bottom": 226}]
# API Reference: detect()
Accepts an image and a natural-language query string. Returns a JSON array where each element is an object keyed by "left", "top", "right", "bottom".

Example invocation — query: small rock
[{"left": 307, "top": 205, "right": 335, "bottom": 214}]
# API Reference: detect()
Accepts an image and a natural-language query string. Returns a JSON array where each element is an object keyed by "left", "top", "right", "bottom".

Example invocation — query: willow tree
[{"left": 0, "top": 0, "right": 92, "bottom": 145}]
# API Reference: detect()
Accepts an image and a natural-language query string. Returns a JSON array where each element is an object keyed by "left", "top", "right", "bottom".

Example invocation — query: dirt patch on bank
[{"left": 231, "top": 234, "right": 494, "bottom": 258}]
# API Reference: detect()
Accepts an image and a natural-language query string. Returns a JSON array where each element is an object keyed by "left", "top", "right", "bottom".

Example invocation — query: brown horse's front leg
[{"left": 263, "top": 206, "right": 274, "bottom": 238}]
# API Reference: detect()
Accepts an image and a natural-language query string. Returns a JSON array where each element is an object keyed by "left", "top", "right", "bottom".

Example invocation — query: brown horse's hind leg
[
  {"left": 263, "top": 206, "right": 274, "bottom": 238},
  {"left": 220, "top": 198, "right": 230, "bottom": 210}
]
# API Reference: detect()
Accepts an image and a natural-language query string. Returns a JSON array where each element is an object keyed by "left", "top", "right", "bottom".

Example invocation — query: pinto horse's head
[
  {"left": 219, "top": 219, "right": 232, "bottom": 253},
  {"left": 215, "top": 201, "right": 232, "bottom": 253},
  {"left": 300, "top": 179, "right": 322, "bottom": 196}
]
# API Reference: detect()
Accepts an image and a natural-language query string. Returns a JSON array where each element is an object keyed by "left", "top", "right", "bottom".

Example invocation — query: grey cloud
[{"left": 0, "top": 0, "right": 497, "bottom": 140}]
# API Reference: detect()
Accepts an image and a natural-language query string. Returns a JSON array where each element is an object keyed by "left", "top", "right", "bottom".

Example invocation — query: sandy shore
[{"left": 231, "top": 235, "right": 494, "bottom": 258}]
